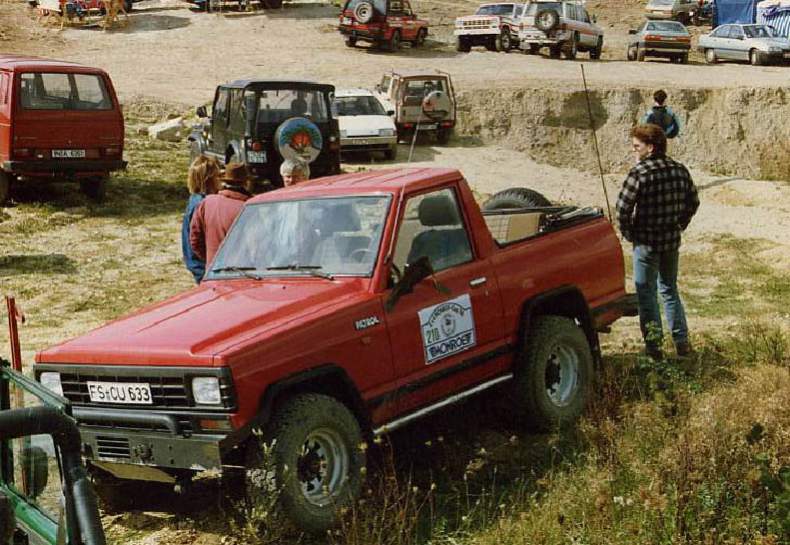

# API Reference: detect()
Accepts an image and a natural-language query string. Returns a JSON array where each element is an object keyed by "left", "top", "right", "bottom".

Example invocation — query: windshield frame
[
  {"left": 475, "top": 3, "right": 515, "bottom": 16},
  {"left": 206, "top": 193, "right": 394, "bottom": 281}
]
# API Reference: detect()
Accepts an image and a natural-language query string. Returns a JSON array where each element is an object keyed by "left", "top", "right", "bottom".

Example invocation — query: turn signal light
[
  {"left": 441, "top": 121, "right": 453, "bottom": 128},
  {"left": 250, "top": 141, "right": 263, "bottom": 151},
  {"left": 403, "top": 123, "right": 414, "bottom": 129},
  {"left": 103, "top": 147, "right": 121, "bottom": 156},
  {"left": 13, "top": 148, "right": 32, "bottom": 158}
]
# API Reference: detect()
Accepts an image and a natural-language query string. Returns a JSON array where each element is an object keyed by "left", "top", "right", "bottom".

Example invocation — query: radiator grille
[{"left": 96, "top": 436, "right": 131, "bottom": 460}]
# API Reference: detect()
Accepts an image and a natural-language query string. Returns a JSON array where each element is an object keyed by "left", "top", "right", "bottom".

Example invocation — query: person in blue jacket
[
  {"left": 642, "top": 89, "right": 680, "bottom": 139},
  {"left": 182, "top": 156, "right": 221, "bottom": 283}
]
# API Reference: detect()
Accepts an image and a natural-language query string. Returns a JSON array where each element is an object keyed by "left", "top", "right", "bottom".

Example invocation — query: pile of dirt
[{"left": 455, "top": 85, "right": 790, "bottom": 180}]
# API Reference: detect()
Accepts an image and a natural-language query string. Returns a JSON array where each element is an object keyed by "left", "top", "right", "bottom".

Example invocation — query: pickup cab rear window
[{"left": 19, "top": 72, "right": 112, "bottom": 111}]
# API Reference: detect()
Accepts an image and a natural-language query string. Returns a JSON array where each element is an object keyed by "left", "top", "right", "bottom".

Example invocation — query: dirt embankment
[{"left": 455, "top": 86, "right": 790, "bottom": 181}]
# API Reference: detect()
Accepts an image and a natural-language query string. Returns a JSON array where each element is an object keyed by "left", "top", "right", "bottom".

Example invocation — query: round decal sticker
[{"left": 274, "top": 117, "right": 323, "bottom": 164}]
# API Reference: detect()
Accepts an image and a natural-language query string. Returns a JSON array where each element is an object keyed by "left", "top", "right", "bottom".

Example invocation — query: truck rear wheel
[
  {"left": 512, "top": 316, "right": 594, "bottom": 431},
  {"left": 80, "top": 175, "right": 108, "bottom": 202},
  {"left": 482, "top": 187, "right": 552, "bottom": 210},
  {"left": 246, "top": 394, "right": 365, "bottom": 534}
]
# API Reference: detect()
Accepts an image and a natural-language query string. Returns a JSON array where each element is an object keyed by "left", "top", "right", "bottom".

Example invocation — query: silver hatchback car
[{"left": 698, "top": 24, "right": 790, "bottom": 65}]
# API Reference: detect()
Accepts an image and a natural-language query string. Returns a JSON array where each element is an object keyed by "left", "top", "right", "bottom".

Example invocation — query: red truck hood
[{"left": 36, "top": 278, "right": 367, "bottom": 367}]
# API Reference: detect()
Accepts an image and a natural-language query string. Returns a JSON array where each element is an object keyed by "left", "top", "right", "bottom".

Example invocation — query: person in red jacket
[{"left": 189, "top": 162, "right": 251, "bottom": 276}]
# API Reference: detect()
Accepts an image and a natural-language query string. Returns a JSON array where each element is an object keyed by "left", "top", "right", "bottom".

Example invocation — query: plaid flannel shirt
[{"left": 616, "top": 154, "right": 699, "bottom": 252}]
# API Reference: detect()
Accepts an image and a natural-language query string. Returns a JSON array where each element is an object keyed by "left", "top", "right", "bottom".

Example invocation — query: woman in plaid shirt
[{"left": 616, "top": 124, "right": 700, "bottom": 360}]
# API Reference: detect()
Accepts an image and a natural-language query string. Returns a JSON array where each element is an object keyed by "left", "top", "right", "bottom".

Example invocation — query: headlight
[
  {"left": 39, "top": 372, "right": 63, "bottom": 397},
  {"left": 192, "top": 377, "right": 221, "bottom": 405},
  {"left": 455, "top": 21, "right": 463, "bottom": 28},
  {"left": 379, "top": 128, "right": 395, "bottom": 137}
]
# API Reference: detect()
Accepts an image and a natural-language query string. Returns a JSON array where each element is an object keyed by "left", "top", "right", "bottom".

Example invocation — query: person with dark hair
[
  {"left": 616, "top": 124, "right": 699, "bottom": 360},
  {"left": 642, "top": 89, "right": 680, "bottom": 139}
]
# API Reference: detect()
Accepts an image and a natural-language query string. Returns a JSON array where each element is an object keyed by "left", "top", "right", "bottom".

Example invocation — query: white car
[
  {"left": 698, "top": 24, "right": 790, "bottom": 65},
  {"left": 334, "top": 89, "right": 398, "bottom": 160}
]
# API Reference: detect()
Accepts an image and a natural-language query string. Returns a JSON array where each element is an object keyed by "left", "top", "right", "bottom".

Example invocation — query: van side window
[
  {"left": 228, "top": 89, "right": 245, "bottom": 133},
  {"left": 73, "top": 74, "right": 112, "bottom": 109},
  {"left": 213, "top": 88, "right": 230, "bottom": 126}
]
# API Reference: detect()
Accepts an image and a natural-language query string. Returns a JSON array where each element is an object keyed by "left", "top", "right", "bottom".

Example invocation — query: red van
[{"left": 0, "top": 55, "right": 126, "bottom": 203}]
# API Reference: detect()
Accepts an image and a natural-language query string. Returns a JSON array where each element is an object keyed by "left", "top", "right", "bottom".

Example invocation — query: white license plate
[
  {"left": 247, "top": 150, "right": 267, "bottom": 163},
  {"left": 87, "top": 381, "right": 153, "bottom": 405},
  {"left": 342, "top": 17, "right": 352, "bottom": 25},
  {"left": 419, "top": 123, "right": 438, "bottom": 130},
  {"left": 52, "top": 149, "right": 86, "bottom": 158}
]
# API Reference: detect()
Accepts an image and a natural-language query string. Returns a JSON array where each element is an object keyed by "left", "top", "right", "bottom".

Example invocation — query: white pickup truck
[{"left": 454, "top": 2, "right": 524, "bottom": 52}]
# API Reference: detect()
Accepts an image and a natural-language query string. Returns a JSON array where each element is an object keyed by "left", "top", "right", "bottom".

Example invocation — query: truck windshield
[
  {"left": 334, "top": 95, "right": 386, "bottom": 116},
  {"left": 476, "top": 4, "right": 514, "bottom": 15},
  {"left": 20, "top": 72, "right": 112, "bottom": 111},
  {"left": 254, "top": 89, "right": 330, "bottom": 124},
  {"left": 208, "top": 195, "right": 391, "bottom": 279}
]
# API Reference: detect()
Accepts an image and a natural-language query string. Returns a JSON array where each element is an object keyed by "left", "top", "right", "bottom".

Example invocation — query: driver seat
[{"left": 406, "top": 195, "right": 472, "bottom": 272}]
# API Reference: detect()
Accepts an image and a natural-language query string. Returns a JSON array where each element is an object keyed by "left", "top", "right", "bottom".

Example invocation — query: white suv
[
  {"left": 334, "top": 89, "right": 398, "bottom": 160},
  {"left": 518, "top": 0, "right": 603, "bottom": 59},
  {"left": 454, "top": 3, "right": 524, "bottom": 52}
]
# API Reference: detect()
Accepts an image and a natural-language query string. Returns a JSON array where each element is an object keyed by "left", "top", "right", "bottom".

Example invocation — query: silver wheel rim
[
  {"left": 297, "top": 428, "right": 349, "bottom": 507},
  {"left": 706, "top": 49, "right": 714, "bottom": 62},
  {"left": 544, "top": 343, "right": 579, "bottom": 407}
]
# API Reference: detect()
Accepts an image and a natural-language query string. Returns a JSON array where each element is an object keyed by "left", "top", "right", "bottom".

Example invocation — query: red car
[
  {"left": 35, "top": 169, "right": 635, "bottom": 532},
  {"left": 0, "top": 55, "right": 125, "bottom": 203},
  {"left": 339, "top": 0, "right": 429, "bottom": 51}
]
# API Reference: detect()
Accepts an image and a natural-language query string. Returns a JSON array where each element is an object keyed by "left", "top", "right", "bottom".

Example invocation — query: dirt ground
[{"left": 1, "top": 1, "right": 789, "bottom": 543}]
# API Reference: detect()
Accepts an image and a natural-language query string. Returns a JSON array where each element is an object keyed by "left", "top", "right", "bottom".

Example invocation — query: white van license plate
[
  {"left": 53, "top": 149, "right": 86, "bottom": 158},
  {"left": 247, "top": 150, "right": 267, "bottom": 163},
  {"left": 87, "top": 381, "right": 153, "bottom": 404}
]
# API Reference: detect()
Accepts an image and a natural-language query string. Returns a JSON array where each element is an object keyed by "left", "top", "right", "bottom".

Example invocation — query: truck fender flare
[
  {"left": 256, "top": 365, "right": 369, "bottom": 435},
  {"left": 516, "top": 285, "right": 600, "bottom": 364}
]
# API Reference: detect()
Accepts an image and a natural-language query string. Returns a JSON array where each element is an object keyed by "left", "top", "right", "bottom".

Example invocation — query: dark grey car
[{"left": 627, "top": 20, "right": 691, "bottom": 63}]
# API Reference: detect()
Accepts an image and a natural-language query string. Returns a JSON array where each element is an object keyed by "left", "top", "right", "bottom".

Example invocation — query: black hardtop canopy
[{"left": 222, "top": 79, "right": 336, "bottom": 93}]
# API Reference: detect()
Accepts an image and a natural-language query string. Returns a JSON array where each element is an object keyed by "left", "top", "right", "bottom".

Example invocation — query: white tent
[{"left": 757, "top": 0, "right": 790, "bottom": 36}]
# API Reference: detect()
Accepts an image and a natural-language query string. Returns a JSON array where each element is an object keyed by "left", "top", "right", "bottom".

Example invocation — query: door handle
[{"left": 469, "top": 277, "right": 487, "bottom": 287}]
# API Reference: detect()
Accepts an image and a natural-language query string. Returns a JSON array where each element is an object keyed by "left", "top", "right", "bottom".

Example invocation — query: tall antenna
[{"left": 580, "top": 64, "right": 612, "bottom": 222}]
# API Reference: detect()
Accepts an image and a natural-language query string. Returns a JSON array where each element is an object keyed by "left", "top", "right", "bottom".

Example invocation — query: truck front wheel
[
  {"left": 0, "top": 171, "right": 10, "bottom": 205},
  {"left": 80, "top": 174, "right": 108, "bottom": 202},
  {"left": 246, "top": 394, "right": 365, "bottom": 533},
  {"left": 512, "top": 316, "right": 594, "bottom": 431}
]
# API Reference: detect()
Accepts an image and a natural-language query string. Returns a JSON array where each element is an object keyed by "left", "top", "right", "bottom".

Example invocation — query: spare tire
[
  {"left": 274, "top": 117, "right": 323, "bottom": 164},
  {"left": 421, "top": 90, "right": 452, "bottom": 121},
  {"left": 483, "top": 187, "right": 552, "bottom": 210},
  {"left": 353, "top": 1, "right": 373, "bottom": 23},
  {"left": 534, "top": 9, "right": 560, "bottom": 32}
]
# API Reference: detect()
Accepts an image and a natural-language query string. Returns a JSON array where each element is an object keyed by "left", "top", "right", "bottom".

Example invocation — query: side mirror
[
  {"left": 628, "top": 28, "right": 636, "bottom": 34},
  {"left": 196, "top": 105, "right": 208, "bottom": 118},
  {"left": 20, "top": 446, "right": 49, "bottom": 499},
  {"left": 375, "top": 84, "right": 382, "bottom": 92},
  {"left": 386, "top": 109, "right": 395, "bottom": 116},
  {"left": 244, "top": 94, "right": 258, "bottom": 138},
  {"left": 0, "top": 492, "right": 16, "bottom": 545}
]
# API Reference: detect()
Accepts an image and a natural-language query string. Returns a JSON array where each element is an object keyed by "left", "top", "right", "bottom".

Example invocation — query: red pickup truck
[{"left": 34, "top": 168, "right": 635, "bottom": 532}]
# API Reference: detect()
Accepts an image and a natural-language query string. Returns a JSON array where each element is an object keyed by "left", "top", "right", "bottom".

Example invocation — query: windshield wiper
[
  {"left": 266, "top": 264, "right": 334, "bottom": 280},
  {"left": 211, "top": 266, "right": 262, "bottom": 280}
]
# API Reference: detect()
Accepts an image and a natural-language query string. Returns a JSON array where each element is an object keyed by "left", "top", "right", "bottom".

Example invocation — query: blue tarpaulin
[{"left": 713, "top": 0, "right": 758, "bottom": 25}]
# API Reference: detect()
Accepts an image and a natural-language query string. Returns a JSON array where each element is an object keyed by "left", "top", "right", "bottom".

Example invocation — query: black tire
[
  {"left": 705, "top": 48, "right": 717, "bottom": 64},
  {"left": 680, "top": 52, "right": 689, "bottom": 64},
  {"left": 627, "top": 45, "right": 637, "bottom": 61},
  {"left": 436, "top": 128, "right": 451, "bottom": 145},
  {"left": 386, "top": 30, "right": 401, "bottom": 51},
  {"left": 482, "top": 187, "right": 552, "bottom": 210},
  {"left": 637, "top": 46, "right": 646, "bottom": 62},
  {"left": 534, "top": 9, "right": 560, "bottom": 32},
  {"left": 749, "top": 49, "right": 762, "bottom": 66},
  {"left": 456, "top": 36, "right": 471, "bottom": 52},
  {"left": 80, "top": 175, "right": 108, "bottom": 202},
  {"left": 246, "top": 394, "right": 365, "bottom": 534},
  {"left": 345, "top": 36, "right": 357, "bottom": 48},
  {"left": 563, "top": 34, "right": 578, "bottom": 60},
  {"left": 590, "top": 37, "right": 603, "bottom": 59},
  {"left": 384, "top": 145, "right": 397, "bottom": 160},
  {"left": 414, "top": 28, "right": 427, "bottom": 47},
  {"left": 498, "top": 29, "right": 512, "bottom": 52},
  {"left": 0, "top": 171, "right": 10, "bottom": 205},
  {"left": 549, "top": 44, "right": 561, "bottom": 58},
  {"left": 511, "top": 316, "right": 594, "bottom": 431}
]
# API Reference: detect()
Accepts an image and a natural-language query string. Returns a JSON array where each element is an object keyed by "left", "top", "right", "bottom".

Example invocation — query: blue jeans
[{"left": 633, "top": 244, "right": 689, "bottom": 349}]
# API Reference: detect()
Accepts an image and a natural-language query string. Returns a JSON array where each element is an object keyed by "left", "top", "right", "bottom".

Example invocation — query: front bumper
[
  {"left": 454, "top": 28, "right": 499, "bottom": 36},
  {"left": 340, "top": 135, "right": 397, "bottom": 152},
  {"left": 2, "top": 159, "right": 127, "bottom": 176}
]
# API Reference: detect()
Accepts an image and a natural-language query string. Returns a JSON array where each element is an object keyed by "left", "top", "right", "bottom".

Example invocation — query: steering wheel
[{"left": 349, "top": 248, "right": 372, "bottom": 263}]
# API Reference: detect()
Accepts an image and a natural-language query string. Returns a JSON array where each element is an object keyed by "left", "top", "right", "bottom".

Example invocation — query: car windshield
[
  {"left": 476, "top": 4, "right": 514, "bottom": 15},
  {"left": 208, "top": 195, "right": 391, "bottom": 279},
  {"left": 334, "top": 95, "right": 386, "bottom": 116},
  {"left": 253, "top": 89, "right": 329, "bottom": 124},
  {"left": 20, "top": 72, "right": 112, "bottom": 111},
  {"left": 646, "top": 21, "right": 688, "bottom": 33},
  {"left": 344, "top": 0, "right": 386, "bottom": 14},
  {"left": 525, "top": 2, "right": 561, "bottom": 15},
  {"left": 743, "top": 25, "right": 774, "bottom": 38}
]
